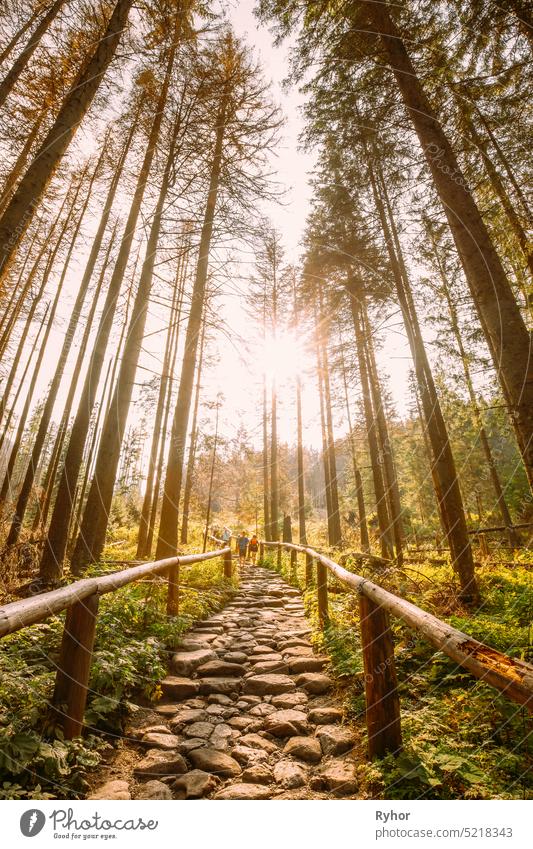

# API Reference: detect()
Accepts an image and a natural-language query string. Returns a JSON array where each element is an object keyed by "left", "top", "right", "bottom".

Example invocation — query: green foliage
[
  {"left": 0, "top": 553, "right": 234, "bottom": 798},
  {"left": 304, "top": 559, "right": 533, "bottom": 800}
]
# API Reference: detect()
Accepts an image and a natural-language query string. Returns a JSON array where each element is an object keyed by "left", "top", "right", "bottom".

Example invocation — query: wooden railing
[
  {"left": 0, "top": 546, "right": 232, "bottom": 739},
  {"left": 260, "top": 540, "right": 533, "bottom": 758}
]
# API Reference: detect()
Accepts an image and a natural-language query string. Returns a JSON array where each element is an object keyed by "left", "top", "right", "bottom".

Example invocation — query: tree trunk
[
  {"left": 0, "top": 112, "right": 44, "bottom": 216},
  {"left": 0, "top": 0, "right": 134, "bottom": 279},
  {"left": 262, "top": 372, "right": 271, "bottom": 540},
  {"left": 427, "top": 228, "right": 519, "bottom": 547},
  {"left": 202, "top": 403, "right": 219, "bottom": 553},
  {"left": 71, "top": 89, "right": 184, "bottom": 572},
  {"left": 364, "top": 0, "right": 533, "bottom": 489},
  {"left": 0, "top": 5, "right": 43, "bottom": 66},
  {"left": 0, "top": 0, "right": 68, "bottom": 109},
  {"left": 32, "top": 233, "right": 115, "bottom": 535},
  {"left": 318, "top": 291, "right": 342, "bottom": 546},
  {"left": 338, "top": 328, "right": 370, "bottom": 552},
  {"left": 0, "top": 303, "right": 48, "bottom": 484},
  {"left": 180, "top": 302, "right": 208, "bottom": 546},
  {"left": 346, "top": 281, "right": 394, "bottom": 560},
  {"left": 315, "top": 316, "right": 334, "bottom": 540},
  {"left": 6, "top": 153, "right": 104, "bottom": 544},
  {"left": 362, "top": 302, "right": 404, "bottom": 565},
  {"left": 145, "top": 254, "right": 186, "bottom": 558},
  {"left": 372, "top": 163, "right": 479, "bottom": 603},
  {"left": 137, "top": 255, "right": 183, "bottom": 555},
  {"left": 0, "top": 267, "right": 66, "bottom": 505},
  {"left": 39, "top": 55, "right": 173, "bottom": 582},
  {"left": 156, "top": 92, "right": 229, "bottom": 560},
  {"left": 465, "top": 116, "right": 533, "bottom": 277}
]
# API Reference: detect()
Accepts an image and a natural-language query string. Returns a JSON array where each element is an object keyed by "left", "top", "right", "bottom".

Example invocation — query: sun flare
[{"left": 261, "top": 331, "right": 307, "bottom": 383}]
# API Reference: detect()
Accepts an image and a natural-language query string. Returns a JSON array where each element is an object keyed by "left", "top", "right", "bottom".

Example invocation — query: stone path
[{"left": 88, "top": 564, "right": 361, "bottom": 800}]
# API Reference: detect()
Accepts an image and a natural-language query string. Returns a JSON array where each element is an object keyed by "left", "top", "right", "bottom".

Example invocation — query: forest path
[{"left": 88, "top": 563, "right": 362, "bottom": 800}]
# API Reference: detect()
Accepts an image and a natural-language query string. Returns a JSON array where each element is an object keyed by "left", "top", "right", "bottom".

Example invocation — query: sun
[{"left": 261, "top": 330, "right": 306, "bottom": 383}]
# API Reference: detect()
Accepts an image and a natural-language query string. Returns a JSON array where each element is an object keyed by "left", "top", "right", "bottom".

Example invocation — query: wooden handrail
[
  {"left": 0, "top": 546, "right": 231, "bottom": 738},
  {"left": 261, "top": 539, "right": 533, "bottom": 758}
]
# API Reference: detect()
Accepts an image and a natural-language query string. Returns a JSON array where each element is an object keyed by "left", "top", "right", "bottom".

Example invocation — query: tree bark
[
  {"left": 0, "top": 0, "right": 68, "bottom": 109},
  {"left": 0, "top": 0, "right": 134, "bottom": 279},
  {"left": 338, "top": 327, "right": 370, "bottom": 552},
  {"left": 71, "top": 89, "right": 184, "bottom": 572},
  {"left": 156, "top": 91, "right": 229, "bottom": 560},
  {"left": 362, "top": 303, "right": 404, "bottom": 565},
  {"left": 318, "top": 290, "right": 342, "bottom": 546},
  {"left": 0, "top": 112, "right": 44, "bottom": 216},
  {"left": 346, "top": 281, "right": 394, "bottom": 560},
  {"left": 39, "top": 55, "right": 171, "bottom": 581},
  {"left": 363, "top": 0, "right": 533, "bottom": 489},
  {"left": 180, "top": 302, "right": 208, "bottom": 546},
  {"left": 6, "top": 153, "right": 103, "bottom": 544},
  {"left": 372, "top": 163, "right": 479, "bottom": 603}
]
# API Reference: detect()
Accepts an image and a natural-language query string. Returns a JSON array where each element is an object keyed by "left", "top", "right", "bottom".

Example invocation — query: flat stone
[
  {"left": 177, "top": 738, "right": 205, "bottom": 755},
  {"left": 288, "top": 657, "right": 327, "bottom": 674},
  {"left": 161, "top": 676, "right": 200, "bottom": 699},
  {"left": 208, "top": 694, "right": 233, "bottom": 705},
  {"left": 196, "top": 660, "right": 246, "bottom": 677},
  {"left": 283, "top": 736, "right": 322, "bottom": 764},
  {"left": 198, "top": 677, "right": 241, "bottom": 696},
  {"left": 215, "top": 783, "right": 272, "bottom": 800},
  {"left": 282, "top": 645, "right": 314, "bottom": 656},
  {"left": 210, "top": 723, "right": 235, "bottom": 749},
  {"left": 172, "top": 648, "right": 216, "bottom": 676},
  {"left": 141, "top": 732, "right": 180, "bottom": 750},
  {"left": 173, "top": 769, "right": 221, "bottom": 799},
  {"left": 88, "top": 780, "right": 130, "bottom": 800},
  {"left": 263, "top": 709, "right": 309, "bottom": 737},
  {"left": 223, "top": 652, "right": 248, "bottom": 664},
  {"left": 189, "top": 747, "right": 242, "bottom": 777},
  {"left": 206, "top": 704, "right": 225, "bottom": 716},
  {"left": 134, "top": 780, "right": 172, "bottom": 800},
  {"left": 184, "top": 722, "right": 214, "bottom": 739},
  {"left": 231, "top": 745, "right": 269, "bottom": 766},
  {"left": 228, "top": 715, "right": 256, "bottom": 730},
  {"left": 134, "top": 749, "right": 188, "bottom": 778},
  {"left": 295, "top": 673, "right": 333, "bottom": 695},
  {"left": 273, "top": 760, "right": 308, "bottom": 789},
  {"left": 239, "top": 733, "right": 278, "bottom": 753},
  {"left": 250, "top": 653, "right": 284, "bottom": 664},
  {"left": 178, "top": 638, "right": 211, "bottom": 651},
  {"left": 312, "top": 760, "right": 358, "bottom": 796},
  {"left": 243, "top": 674, "right": 296, "bottom": 696},
  {"left": 242, "top": 764, "right": 273, "bottom": 785},
  {"left": 271, "top": 692, "right": 308, "bottom": 709},
  {"left": 251, "top": 661, "right": 290, "bottom": 675},
  {"left": 249, "top": 702, "right": 277, "bottom": 717},
  {"left": 154, "top": 704, "right": 181, "bottom": 717},
  {"left": 315, "top": 725, "right": 355, "bottom": 756},
  {"left": 308, "top": 707, "right": 343, "bottom": 725}
]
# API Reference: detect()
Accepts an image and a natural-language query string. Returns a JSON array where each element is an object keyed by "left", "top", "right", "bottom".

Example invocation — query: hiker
[
  {"left": 249, "top": 533, "right": 259, "bottom": 565},
  {"left": 237, "top": 531, "right": 249, "bottom": 566},
  {"left": 222, "top": 526, "right": 231, "bottom": 545}
]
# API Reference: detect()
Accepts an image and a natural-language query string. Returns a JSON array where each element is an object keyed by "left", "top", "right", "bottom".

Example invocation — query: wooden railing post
[
  {"left": 358, "top": 590, "right": 402, "bottom": 759},
  {"left": 277, "top": 542, "right": 282, "bottom": 570},
  {"left": 259, "top": 541, "right": 264, "bottom": 563},
  {"left": 290, "top": 547, "right": 297, "bottom": 583},
  {"left": 305, "top": 552, "right": 314, "bottom": 587},
  {"left": 316, "top": 557, "right": 329, "bottom": 628},
  {"left": 223, "top": 547, "right": 232, "bottom": 580},
  {"left": 167, "top": 561, "right": 179, "bottom": 615},
  {"left": 52, "top": 593, "right": 99, "bottom": 739}
]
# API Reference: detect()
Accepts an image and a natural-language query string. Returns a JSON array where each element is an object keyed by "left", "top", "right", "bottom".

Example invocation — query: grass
[
  {"left": 0, "top": 524, "right": 235, "bottom": 799},
  {"left": 261, "top": 546, "right": 533, "bottom": 800}
]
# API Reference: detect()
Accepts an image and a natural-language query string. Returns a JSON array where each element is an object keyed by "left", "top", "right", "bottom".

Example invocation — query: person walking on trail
[
  {"left": 237, "top": 531, "right": 249, "bottom": 566},
  {"left": 222, "top": 526, "right": 231, "bottom": 545},
  {"left": 249, "top": 533, "right": 259, "bottom": 565}
]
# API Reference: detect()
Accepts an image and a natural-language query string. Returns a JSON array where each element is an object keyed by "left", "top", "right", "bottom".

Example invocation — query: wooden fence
[
  {"left": 260, "top": 539, "right": 533, "bottom": 758},
  {"left": 0, "top": 546, "right": 232, "bottom": 739}
]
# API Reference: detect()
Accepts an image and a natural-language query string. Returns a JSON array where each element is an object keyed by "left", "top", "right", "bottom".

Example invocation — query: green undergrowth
[
  {"left": 261, "top": 549, "right": 532, "bottom": 799},
  {"left": 0, "top": 551, "right": 235, "bottom": 799}
]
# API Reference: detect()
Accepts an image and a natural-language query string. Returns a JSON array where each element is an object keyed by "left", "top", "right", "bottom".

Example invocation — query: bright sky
[{"left": 2, "top": 0, "right": 415, "bottom": 484}]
